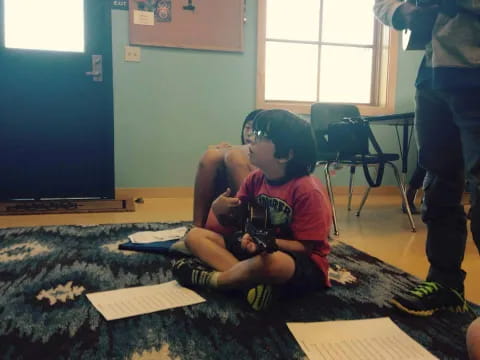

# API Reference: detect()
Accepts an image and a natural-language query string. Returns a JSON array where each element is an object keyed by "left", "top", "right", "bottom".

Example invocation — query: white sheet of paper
[
  {"left": 128, "top": 226, "right": 187, "bottom": 243},
  {"left": 86, "top": 281, "right": 205, "bottom": 321},
  {"left": 287, "top": 317, "right": 437, "bottom": 360},
  {"left": 133, "top": 10, "right": 154, "bottom": 26}
]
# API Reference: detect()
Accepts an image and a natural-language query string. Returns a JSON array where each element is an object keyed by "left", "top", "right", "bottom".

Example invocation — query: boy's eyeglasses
[{"left": 253, "top": 130, "right": 270, "bottom": 142}]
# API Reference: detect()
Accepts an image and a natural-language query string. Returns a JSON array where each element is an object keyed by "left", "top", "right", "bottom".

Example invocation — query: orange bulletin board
[{"left": 129, "top": 0, "right": 245, "bottom": 52}]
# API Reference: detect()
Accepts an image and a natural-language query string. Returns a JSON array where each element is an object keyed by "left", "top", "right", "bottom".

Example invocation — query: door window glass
[{"left": 4, "top": 0, "right": 84, "bottom": 52}]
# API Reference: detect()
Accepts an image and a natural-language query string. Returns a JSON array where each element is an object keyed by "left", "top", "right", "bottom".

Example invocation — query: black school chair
[{"left": 311, "top": 103, "right": 416, "bottom": 235}]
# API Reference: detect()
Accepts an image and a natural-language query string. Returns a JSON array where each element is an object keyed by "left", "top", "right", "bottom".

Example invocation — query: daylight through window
[{"left": 257, "top": 0, "right": 398, "bottom": 115}]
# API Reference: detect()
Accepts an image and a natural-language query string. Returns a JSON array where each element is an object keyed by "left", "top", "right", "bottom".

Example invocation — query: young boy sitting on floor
[{"left": 172, "top": 109, "right": 332, "bottom": 310}]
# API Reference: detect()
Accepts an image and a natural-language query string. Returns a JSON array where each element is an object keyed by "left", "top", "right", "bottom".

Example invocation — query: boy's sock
[
  {"left": 172, "top": 257, "right": 219, "bottom": 288},
  {"left": 246, "top": 284, "right": 274, "bottom": 311}
]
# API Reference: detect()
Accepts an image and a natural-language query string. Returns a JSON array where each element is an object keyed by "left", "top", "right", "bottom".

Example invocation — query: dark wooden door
[{"left": 0, "top": 0, "right": 114, "bottom": 200}]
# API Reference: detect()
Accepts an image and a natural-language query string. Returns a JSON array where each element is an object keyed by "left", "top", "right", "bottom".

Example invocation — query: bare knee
[
  {"left": 259, "top": 257, "right": 284, "bottom": 279},
  {"left": 224, "top": 148, "right": 253, "bottom": 191},
  {"left": 224, "top": 148, "right": 250, "bottom": 171},
  {"left": 250, "top": 253, "right": 295, "bottom": 283},
  {"left": 185, "top": 227, "right": 209, "bottom": 248},
  {"left": 199, "top": 149, "right": 224, "bottom": 170}
]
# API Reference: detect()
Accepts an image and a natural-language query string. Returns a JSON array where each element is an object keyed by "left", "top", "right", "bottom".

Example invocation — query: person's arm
[
  {"left": 240, "top": 233, "right": 314, "bottom": 254},
  {"left": 374, "top": 0, "right": 439, "bottom": 31},
  {"left": 212, "top": 170, "right": 256, "bottom": 227},
  {"left": 374, "top": 0, "right": 406, "bottom": 29},
  {"left": 211, "top": 188, "right": 243, "bottom": 226}
]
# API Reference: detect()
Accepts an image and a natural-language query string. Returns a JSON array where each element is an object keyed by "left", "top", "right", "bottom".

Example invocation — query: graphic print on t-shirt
[{"left": 256, "top": 194, "right": 292, "bottom": 227}]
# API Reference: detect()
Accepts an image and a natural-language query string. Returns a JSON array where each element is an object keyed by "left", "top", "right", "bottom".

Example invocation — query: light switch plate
[{"left": 125, "top": 46, "right": 141, "bottom": 62}]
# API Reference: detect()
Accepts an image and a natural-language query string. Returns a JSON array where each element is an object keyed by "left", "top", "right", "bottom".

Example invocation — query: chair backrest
[{"left": 310, "top": 103, "right": 361, "bottom": 154}]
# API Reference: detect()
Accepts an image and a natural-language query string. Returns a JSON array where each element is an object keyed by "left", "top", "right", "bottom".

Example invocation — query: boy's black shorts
[{"left": 224, "top": 232, "right": 327, "bottom": 295}]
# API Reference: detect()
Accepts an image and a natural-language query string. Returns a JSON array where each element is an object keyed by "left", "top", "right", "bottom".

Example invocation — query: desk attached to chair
[
  {"left": 310, "top": 105, "right": 416, "bottom": 236},
  {"left": 366, "top": 112, "right": 415, "bottom": 182}
]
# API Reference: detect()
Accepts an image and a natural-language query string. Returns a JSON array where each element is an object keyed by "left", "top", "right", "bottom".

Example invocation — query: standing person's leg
[
  {"left": 409, "top": 163, "right": 427, "bottom": 190},
  {"left": 403, "top": 163, "right": 427, "bottom": 214},
  {"left": 449, "top": 88, "right": 480, "bottom": 254},
  {"left": 419, "top": 88, "right": 467, "bottom": 293},
  {"left": 470, "top": 177, "right": 480, "bottom": 253},
  {"left": 391, "top": 88, "right": 468, "bottom": 315}
]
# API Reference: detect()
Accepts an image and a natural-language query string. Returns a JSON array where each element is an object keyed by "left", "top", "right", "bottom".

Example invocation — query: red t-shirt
[{"left": 207, "top": 169, "right": 332, "bottom": 287}]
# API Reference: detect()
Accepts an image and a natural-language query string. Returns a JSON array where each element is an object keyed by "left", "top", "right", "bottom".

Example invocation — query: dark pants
[
  {"left": 415, "top": 87, "right": 480, "bottom": 292},
  {"left": 409, "top": 163, "right": 426, "bottom": 190}
]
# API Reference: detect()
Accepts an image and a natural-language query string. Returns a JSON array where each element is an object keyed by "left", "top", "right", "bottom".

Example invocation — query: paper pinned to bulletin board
[{"left": 129, "top": 0, "right": 245, "bottom": 52}]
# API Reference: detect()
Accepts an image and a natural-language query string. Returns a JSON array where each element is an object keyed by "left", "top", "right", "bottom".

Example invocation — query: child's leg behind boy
[
  {"left": 192, "top": 149, "right": 225, "bottom": 228},
  {"left": 193, "top": 147, "right": 253, "bottom": 228}
]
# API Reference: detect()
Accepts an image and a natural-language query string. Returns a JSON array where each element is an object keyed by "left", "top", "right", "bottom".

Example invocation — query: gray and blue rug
[{"left": 0, "top": 222, "right": 477, "bottom": 359}]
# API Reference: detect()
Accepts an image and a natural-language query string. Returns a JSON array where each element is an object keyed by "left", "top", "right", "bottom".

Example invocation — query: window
[
  {"left": 256, "top": 0, "right": 399, "bottom": 115},
  {"left": 4, "top": 0, "right": 84, "bottom": 52}
]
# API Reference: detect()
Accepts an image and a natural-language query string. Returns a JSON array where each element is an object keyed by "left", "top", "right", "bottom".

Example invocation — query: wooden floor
[{"left": 0, "top": 192, "right": 478, "bottom": 303}]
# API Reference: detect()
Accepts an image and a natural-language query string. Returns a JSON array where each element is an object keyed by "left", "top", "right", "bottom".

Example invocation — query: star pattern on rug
[
  {"left": 0, "top": 223, "right": 475, "bottom": 359},
  {"left": 329, "top": 265, "right": 357, "bottom": 285},
  {"left": 0, "top": 241, "right": 52, "bottom": 263},
  {"left": 36, "top": 281, "right": 86, "bottom": 306}
]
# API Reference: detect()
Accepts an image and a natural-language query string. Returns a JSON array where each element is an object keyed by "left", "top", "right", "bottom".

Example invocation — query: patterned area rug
[{"left": 0, "top": 223, "right": 477, "bottom": 360}]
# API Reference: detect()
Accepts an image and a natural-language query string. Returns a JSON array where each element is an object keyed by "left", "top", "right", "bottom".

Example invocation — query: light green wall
[
  {"left": 112, "top": 7, "right": 257, "bottom": 188},
  {"left": 112, "top": 5, "right": 424, "bottom": 188}
]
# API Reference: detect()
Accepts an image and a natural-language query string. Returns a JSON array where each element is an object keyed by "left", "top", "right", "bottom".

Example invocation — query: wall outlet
[{"left": 125, "top": 46, "right": 141, "bottom": 62}]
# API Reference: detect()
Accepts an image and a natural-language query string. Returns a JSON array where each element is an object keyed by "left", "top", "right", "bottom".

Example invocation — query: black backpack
[{"left": 327, "top": 117, "right": 385, "bottom": 187}]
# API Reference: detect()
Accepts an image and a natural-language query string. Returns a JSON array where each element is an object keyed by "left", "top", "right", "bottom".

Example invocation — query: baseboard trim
[
  {"left": 332, "top": 185, "right": 401, "bottom": 196},
  {"left": 115, "top": 187, "right": 194, "bottom": 199},
  {"left": 0, "top": 199, "right": 135, "bottom": 215}
]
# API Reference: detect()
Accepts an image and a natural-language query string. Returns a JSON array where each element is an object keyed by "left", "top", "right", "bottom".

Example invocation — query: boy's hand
[
  {"left": 212, "top": 188, "right": 241, "bottom": 218},
  {"left": 240, "top": 233, "right": 258, "bottom": 254}
]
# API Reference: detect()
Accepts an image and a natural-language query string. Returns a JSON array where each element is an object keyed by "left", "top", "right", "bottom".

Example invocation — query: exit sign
[{"left": 112, "top": 0, "right": 128, "bottom": 10}]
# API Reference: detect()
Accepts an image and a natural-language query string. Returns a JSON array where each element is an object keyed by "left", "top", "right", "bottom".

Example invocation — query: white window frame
[{"left": 256, "top": 1, "right": 399, "bottom": 116}]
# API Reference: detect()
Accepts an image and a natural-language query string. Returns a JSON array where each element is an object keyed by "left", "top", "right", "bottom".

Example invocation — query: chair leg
[
  {"left": 356, "top": 186, "right": 371, "bottom": 216},
  {"left": 388, "top": 162, "right": 416, "bottom": 232},
  {"left": 356, "top": 164, "right": 377, "bottom": 216},
  {"left": 324, "top": 162, "right": 339, "bottom": 236},
  {"left": 347, "top": 166, "right": 356, "bottom": 211}
]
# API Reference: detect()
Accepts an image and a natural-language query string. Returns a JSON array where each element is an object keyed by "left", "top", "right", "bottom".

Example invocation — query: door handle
[{"left": 85, "top": 55, "right": 103, "bottom": 82}]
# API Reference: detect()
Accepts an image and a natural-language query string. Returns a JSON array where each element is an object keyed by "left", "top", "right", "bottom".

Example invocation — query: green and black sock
[{"left": 172, "top": 257, "right": 219, "bottom": 288}]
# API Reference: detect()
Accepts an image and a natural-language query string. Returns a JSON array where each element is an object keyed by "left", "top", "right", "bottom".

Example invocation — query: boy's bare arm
[
  {"left": 212, "top": 188, "right": 243, "bottom": 226},
  {"left": 241, "top": 234, "right": 314, "bottom": 254}
]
